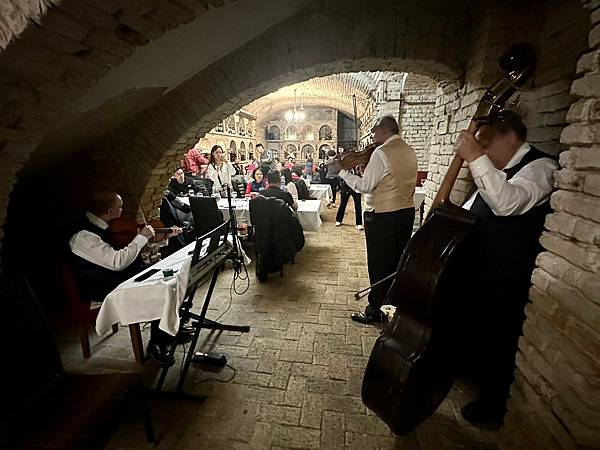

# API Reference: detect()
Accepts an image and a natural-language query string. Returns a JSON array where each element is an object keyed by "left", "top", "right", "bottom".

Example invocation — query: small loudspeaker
[{"left": 192, "top": 351, "right": 227, "bottom": 367}]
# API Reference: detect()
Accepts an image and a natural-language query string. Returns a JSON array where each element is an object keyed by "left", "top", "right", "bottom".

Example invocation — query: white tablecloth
[
  {"left": 295, "top": 199, "right": 322, "bottom": 231},
  {"left": 179, "top": 196, "right": 323, "bottom": 232},
  {"left": 96, "top": 236, "right": 249, "bottom": 337},
  {"left": 308, "top": 184, "right": 332, "bottom": 202}
]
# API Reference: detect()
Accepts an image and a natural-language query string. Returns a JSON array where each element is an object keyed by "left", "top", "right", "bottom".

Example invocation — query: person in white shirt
[
  {"left": 206, "top": 145, "right": 236, "bottom": 195},
  {"left": 454, "top": 110, "right": 558, "bottom": 425},
  {"left": 69, "top": 191, "right": 182, "bottom": 366},
  {"left": 282, "top": 167, "right": 309, "bottom": 203},
  {"left": 328, "top": 116, "right": 417, "bottom": 324}
]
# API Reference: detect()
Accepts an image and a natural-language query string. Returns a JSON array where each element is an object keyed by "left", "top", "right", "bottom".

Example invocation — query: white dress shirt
[
  {"left": 206, "top": 161, "right": 236, "bottom": 193},
  {"left": 338, "top": 134, "right": 401, "bottom": 194},
  {"left": 462, "top": 142, "right": 558, "bottom": 216},
  {"left": 69, "top": 212, "right": 149, "bottom": 271}
]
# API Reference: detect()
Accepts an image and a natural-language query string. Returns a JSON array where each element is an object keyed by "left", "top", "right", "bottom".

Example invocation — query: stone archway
[{"left": 2, "top": 0, "right": 470, "bottom": 253}]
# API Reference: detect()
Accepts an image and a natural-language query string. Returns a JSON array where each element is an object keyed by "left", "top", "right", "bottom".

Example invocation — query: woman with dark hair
[
  {"left": 246, "top": 168, "right": 267, "bottom": 194},
  {"left": 281, "top": 168, "right": 293, "bottom": 185},
  {"left": 281, "top": 167, "right": 306, "bottom": 202},
  {"left": 206, "top": 145, "right": 236, "bottom": 195}
]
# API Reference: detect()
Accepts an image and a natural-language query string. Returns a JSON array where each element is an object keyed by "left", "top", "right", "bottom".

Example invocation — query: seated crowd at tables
[{"left": 166, "top": 144, "right": 332, "bottom": 205}]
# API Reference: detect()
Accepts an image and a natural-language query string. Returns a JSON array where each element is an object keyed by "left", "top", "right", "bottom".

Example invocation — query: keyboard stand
[{"left": 154, "top": 248, "right": 250, "bottom": 395}]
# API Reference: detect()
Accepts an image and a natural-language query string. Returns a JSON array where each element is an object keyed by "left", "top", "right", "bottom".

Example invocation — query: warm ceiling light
[{"left": 285, "top": 88, "right": 305, "bottom": 122}]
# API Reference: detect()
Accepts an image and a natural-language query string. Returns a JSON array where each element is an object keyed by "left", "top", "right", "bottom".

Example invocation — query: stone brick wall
[
  {"left": 501, "top": 1, "right": 600, "bottom": 448},
  {"left": 399, "top": 73, "right": 437, "bottom": 171}
]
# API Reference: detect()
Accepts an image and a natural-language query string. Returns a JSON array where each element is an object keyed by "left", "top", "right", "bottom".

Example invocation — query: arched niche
[
  {"left": 268, "top": 125, "right": 281, "bottom": 141},
  {"left": 319, "top": 125, "right": 333, "bottom": 140}
]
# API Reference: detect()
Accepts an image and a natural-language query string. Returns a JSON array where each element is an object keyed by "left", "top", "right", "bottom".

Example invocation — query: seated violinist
[{"left": 69, "top": 190, "right": 183, "bottom": 366}]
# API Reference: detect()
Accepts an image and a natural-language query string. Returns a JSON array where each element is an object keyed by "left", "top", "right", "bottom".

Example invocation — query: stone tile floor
[{"left": 57, "top": 204, "right": 500, "bottom": 449}]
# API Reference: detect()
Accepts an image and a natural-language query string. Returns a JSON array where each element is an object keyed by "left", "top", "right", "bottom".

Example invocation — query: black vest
[
  {"left": 470, "top": 146, "right": 555, "bottom": 287},
  {"left": 70, "top": 220, "right": 142, "bottom": 301}
]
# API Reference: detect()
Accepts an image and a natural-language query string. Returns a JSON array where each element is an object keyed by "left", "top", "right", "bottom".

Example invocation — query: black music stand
[
  {"left": 189, "top": 196, "right": 224, "bottom": 238},
  {"left": 155, "top": 220, "right": 250, "bottom": 394}
]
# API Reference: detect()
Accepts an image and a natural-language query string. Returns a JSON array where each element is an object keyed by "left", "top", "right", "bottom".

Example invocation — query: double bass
[{"left": 361, "top": 43, "right": 537, "bottom": 434}]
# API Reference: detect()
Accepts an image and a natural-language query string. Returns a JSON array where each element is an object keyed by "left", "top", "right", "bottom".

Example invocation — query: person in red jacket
[{"left": 182, "top": 147, "right": 208, "bottom": 176}]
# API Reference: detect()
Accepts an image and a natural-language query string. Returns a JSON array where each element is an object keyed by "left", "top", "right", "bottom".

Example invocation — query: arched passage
[{"left": 4, "top": 0, "right": 469, "bottom": 231}]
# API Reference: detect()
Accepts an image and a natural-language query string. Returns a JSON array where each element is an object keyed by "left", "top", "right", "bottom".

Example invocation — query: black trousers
[
  {"left": 335, "top": 191, "right": 362, "bottom": 225},
  {"left": 324, "top": 178, "right": 340, "bottom": 203},
  {"left": 363, "top": 208, "right": 414, "bottom": 317},
  {"left": 150, "top": 321, "right": 174, "bottom": 346},
  {"left": 467, "top": 271, "right": 532, "bottom": 408}
]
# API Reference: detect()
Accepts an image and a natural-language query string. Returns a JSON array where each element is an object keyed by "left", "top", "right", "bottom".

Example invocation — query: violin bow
[{"left": 138, "top": 201, "right": 148, "bottom": 227}]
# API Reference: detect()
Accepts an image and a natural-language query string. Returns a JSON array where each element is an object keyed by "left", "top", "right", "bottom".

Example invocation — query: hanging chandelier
[{"left": 285, "top": 88, "right": 305, "bottom": 121}]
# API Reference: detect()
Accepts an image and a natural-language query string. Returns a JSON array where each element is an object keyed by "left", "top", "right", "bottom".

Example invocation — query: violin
[
  {"left": 339, "top": 143, "right": 378, "bottom": 170},
  {"left": 107, "top": 216, "right": 176, "bottom": 249}
]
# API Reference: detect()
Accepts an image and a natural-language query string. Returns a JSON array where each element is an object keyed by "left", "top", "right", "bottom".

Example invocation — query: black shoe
[
  {"left": 461, "top": 401, "right": 505, "bottom": 424},
  {"left": 147, "top": 340, "right": 175, "bottom": 367},
  {"left": 350, "top": 312, "right": 380, "bottom": 324}
]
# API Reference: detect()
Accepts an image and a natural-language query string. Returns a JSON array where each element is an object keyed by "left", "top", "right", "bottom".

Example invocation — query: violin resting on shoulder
[{"left": 107, "top": 217, "right": 187, "bottom": 249}]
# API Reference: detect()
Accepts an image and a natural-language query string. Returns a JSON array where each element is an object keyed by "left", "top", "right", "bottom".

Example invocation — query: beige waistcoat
[{"left": 372, "top": 137, "right": 417, "bottom": 213}]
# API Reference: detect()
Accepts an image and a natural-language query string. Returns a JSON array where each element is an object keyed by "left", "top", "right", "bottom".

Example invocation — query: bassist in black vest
[{"left": 455, "top": 111, "right": 558, "bottom": 424}]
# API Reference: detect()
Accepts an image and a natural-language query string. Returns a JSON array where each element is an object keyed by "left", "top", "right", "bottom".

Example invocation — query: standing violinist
[
  {"left": 328, "top": 116, "right": 417, "bottom": 324},
  {"left": 69, "top": 190, "right": 183, "bottom": 366},
  {"left": 454, "top": 110, "right": 558, "bottom": 424}
]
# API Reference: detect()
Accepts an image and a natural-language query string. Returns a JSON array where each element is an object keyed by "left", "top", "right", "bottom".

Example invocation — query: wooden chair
[
  {"left": 60, "top": 261, "right": 146, "bottom": 364},
  {"left": 1, "top": 278, "right": 155, "bottom": 449},
  {"left": 59, "top": 261, "right": 118, "bottom": 359}
]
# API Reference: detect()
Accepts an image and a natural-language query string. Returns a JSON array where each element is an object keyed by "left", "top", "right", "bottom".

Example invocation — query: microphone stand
[{"left": 225, "top": 185, "right": 242, "bottom": 270}]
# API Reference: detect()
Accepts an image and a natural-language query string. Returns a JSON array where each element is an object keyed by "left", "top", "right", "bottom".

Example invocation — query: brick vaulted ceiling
[{"left": 246, "top": 72, "right": 402, "bottom": 127}]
